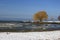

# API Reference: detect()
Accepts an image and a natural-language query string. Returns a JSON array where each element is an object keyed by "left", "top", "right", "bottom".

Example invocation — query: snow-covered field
[{"left": 0, "top": 31, "right": 60, "bottom": 40}]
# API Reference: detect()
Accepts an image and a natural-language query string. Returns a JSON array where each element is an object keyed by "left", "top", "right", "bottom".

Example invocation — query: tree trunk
[{"left": 39, "top": 19, "right": 43, "bottom": 26}]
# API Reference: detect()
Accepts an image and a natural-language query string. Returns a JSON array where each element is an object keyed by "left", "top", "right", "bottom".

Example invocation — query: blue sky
[{"left": 0, "top": 0, "right": 60, "bottom": 20}]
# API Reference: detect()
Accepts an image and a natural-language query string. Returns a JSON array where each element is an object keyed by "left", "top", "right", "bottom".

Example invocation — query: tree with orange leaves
[{"left": 33, "top": 11, "right": 48, "bottom": 22}]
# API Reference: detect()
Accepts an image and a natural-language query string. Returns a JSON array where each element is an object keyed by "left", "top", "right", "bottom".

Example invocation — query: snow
[{"left": 0, "top": 31, "right": 60, "bottom": 40}]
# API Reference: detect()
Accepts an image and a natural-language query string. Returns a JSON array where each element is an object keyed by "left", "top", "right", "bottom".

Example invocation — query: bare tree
[{"left": 58, "top": 16, "right": 60, "bottom": 21}]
